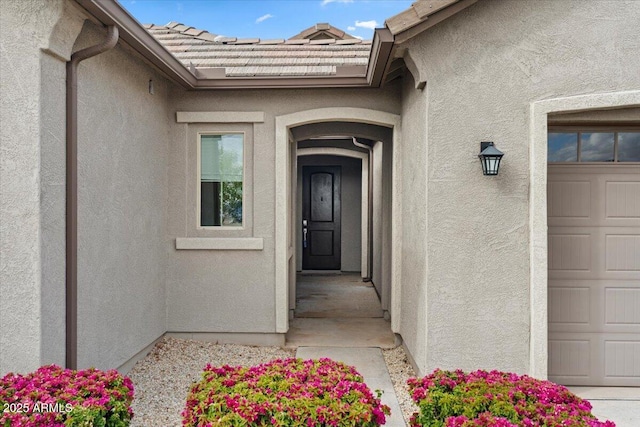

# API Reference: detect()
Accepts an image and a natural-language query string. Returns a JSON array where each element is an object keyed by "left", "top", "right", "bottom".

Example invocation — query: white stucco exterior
[
  {"left": 1, "top": 0, "right": 85, "bottom": 373},
  {"left": 398, "top": 0, "right": 640, "bottom": 375},
  {"left": 1, "top": 0, "right": 638, "bottom": 382}
]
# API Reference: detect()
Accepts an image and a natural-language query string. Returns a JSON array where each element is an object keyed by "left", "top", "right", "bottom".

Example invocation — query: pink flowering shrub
[
  {"left": 407, "top": 369, "right": 615, "bottom": 427},
  {"left": 183, "top": 357, "right": 390, "bottom": 426},
  {"left": 0, "top": 365, "right": 134, "bottom": 427}
]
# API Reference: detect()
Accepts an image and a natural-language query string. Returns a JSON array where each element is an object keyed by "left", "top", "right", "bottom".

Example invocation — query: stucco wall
[
  {"left": 167, "top": 85, "right": 401, "bottom": 333},
  {"left": 74, "top": 22, "right": 171, "bottom": 369},
  {"left": 0, "top": 0, "right": 84, "bottom": 374},
  {"left": 372, "top": 141, "right": 383, "bottom": 294},
  {"left": 296, "top": 155, "right": 362, "bottom": 272},
  {"left": 401, "top": 0, "right": 640, "bottom": 375},
  {"left": 399, "top": 72, "right": 429, "bottom": 372}
]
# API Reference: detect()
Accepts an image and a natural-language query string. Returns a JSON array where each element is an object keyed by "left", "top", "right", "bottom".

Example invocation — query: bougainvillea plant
[
  {"left": 407, "top": 369, "right": 615, "bottom": 427},
  {"left": 182, "top": 357, "right": 390, "bottom": 426},
  {"left": 0, "top": 364, "right": 134, "bottom": 427}
]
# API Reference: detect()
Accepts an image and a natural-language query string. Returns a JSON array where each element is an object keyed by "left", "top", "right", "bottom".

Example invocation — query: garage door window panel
[
  {"left": 618, "top": 132, "right": 640, "bottom": 162},
  {"left": 548, "top": 130, "right": 640, "bottom": 163},
  {"left": 548, "top": 133, "right": 578, "bottom": 162},
  {"left": 580, "top": 133, "right": 615, "bottom": 162}
]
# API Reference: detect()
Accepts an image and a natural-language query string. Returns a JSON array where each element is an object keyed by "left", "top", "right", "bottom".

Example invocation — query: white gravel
[
  {"left": 382, "top": 346, "right": 419, "bottom": 424},
  {"left": 127, "top": 337, "right": 294, "bottom": 426},
  {"left": 127, "top": 337, "right": 418, "bottom": 426}
]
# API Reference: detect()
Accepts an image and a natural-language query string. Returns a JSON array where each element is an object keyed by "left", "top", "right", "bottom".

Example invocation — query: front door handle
[{"left": 302, "top": 219, "right": 308, "bottom": 248}]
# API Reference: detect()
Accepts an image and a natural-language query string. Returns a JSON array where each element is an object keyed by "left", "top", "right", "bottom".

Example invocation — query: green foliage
[
  {"left": 407, "top": 369, "right": 615, "bottom": 427},
  {"left": 182, "top": 358, "right": 390, "bottom": 426},
  {"left": 1, "top": 365, "right": 134, "bottom": 427}
]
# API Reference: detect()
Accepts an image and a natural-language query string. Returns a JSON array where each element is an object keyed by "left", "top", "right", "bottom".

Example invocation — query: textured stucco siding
[
  {"left": 399, "top": 73, "right": 429, "bottom": 373},
  {"left": 167, "top": 85, "right": 401, "bottom": 333},
  {"left": 74, "top": 22, "right": 171, "bottom": 369},
  {"left": 0, "top": 0, "right": 84, "bottom": 375},
  {"left": 372, "top": 141, "right": 383, "bottom": 294},
  {"left": 401, "top": 0, "right": 640, "bottom": 375}
]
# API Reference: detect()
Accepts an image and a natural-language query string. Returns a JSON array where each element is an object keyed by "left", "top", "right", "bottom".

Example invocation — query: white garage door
[{"left": 548, "top": 164, "right": 640, "bottom": 386}]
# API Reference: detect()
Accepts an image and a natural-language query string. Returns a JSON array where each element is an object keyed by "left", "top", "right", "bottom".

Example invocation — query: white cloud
[
  {"left": 321, "top": 0, "right": 353, "bottom": 6},
  {"left": 256, "top": 13, "right": 274, "bottom": 23},
  {"left": 355, "top": 20, "right": 378, "bottom": 30},
  {"left": 354, "top": 35, "right": 364, "bottom": 40},
  {"left": 347, "top": 26, "right": 356, "bottom": 31}
]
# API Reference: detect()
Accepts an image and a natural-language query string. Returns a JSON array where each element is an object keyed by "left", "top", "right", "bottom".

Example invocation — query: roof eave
[
  {"left": 386, "top": 0, "right": 478, "bottom": 45},
  {"left": 367, "top": 27, "right": 395, "bottom": 87},
  {"left": 74, "top": 0, "right": 197, "bottom": 88},
  {"left": 74, "top": 0, "right": 395, "bottom": 90},
  {"left": 194, "top": 76, "right": 372, "bottom": 90}
]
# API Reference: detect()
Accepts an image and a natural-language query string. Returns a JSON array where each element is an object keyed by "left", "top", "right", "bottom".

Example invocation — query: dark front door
[{"left": 302, "top": 166, "right": 341, "bottom": 270}]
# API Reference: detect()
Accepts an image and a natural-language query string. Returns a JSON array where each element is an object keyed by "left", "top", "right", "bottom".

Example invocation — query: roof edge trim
[
  {"left": 74, "top": 0, "right": 394, "bottom": 89},
  {"left": 74, "top": 0, "right": 197, "bottom": 88},
  {"left": 385, "top": 0, "right": 478, "bottom": 44},
  {"left": 367, "top": 27, "right": 395, "bottom": 87}
]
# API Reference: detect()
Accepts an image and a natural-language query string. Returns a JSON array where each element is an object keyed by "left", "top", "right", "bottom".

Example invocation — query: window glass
[
  {"left": 548, "top": 133, "right": 578, "bottom": 162},
  {"left": 618, "top": 132, "right": 640, "bottom": 162},
  {"left": 580, "top": 132, "right": 614, "bottom": 162},
  {"left": 200, "top": 134, "right": 243, "bottom": 226}
]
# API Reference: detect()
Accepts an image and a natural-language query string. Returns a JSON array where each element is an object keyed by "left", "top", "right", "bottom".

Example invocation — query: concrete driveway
[{"left": 570, "top": 387, "right": 640, "bottom": 427}]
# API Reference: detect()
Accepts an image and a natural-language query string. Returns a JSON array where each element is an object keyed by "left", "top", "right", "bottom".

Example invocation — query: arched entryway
[{"left": 274, "top": 108, "right": 401, "bottom": 336}]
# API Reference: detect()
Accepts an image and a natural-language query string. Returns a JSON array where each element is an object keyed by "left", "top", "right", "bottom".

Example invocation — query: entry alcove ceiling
[{"left": 291, "top": 121, "right": 394, "bottom": 144}]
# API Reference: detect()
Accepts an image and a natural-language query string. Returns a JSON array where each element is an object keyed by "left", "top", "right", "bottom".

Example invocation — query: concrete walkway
[
  {"left": 287, "top": 318, "right": 397, "bottom": 348},
  {"left": 290, "top": 274, "right": 407, "bottom": 425},
  {"left": 570, "top": 387, "right": 640, "bottom": 427},
  {"left": 296, "top": 347, "right": 407, "bottom": 427},
  {"left": 288, "top": 274, "right": 639, "bottom": 427}
]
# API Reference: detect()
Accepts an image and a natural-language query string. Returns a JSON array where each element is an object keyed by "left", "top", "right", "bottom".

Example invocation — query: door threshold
[{"left": 300, "top": 270, "right": 342, "bottom": 275}]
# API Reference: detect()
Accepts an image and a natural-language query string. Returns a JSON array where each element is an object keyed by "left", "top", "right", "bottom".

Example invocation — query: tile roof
[{"left": 144, "top": 22, "right": 372, "bottom": 78}]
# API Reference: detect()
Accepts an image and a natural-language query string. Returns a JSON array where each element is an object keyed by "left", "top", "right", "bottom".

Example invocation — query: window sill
[{"left": 175, "top": 237, "right": 263, "bottom": 251}]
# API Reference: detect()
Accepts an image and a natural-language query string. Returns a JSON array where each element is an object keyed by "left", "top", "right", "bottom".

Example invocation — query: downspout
[
  {"left": 352, "top": 137, "right": 374, "bottom": 282},
  {"left": 66, "top": 25, "right": 119, "bottom": 369}
]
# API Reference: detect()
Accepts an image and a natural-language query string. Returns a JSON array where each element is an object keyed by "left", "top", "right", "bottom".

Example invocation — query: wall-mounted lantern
[{"left": 478, "top": 141, "right": 504, "bottom": 176}]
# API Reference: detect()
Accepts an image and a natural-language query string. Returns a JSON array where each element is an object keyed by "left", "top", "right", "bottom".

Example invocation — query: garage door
[{"left": 548, "top": 164, "right": 640, "bottom": 386}]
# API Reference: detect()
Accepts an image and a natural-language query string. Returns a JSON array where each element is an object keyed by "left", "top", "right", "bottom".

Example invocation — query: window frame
[
  {"left": 196, "top": 131, "right": 247, "bottom": 230},
  {"left": 548, "top": 125, "right": 640, "bottom": 164}
]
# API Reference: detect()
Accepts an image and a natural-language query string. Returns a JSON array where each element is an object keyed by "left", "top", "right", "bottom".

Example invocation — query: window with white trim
[
  {"left": 548, "top": 130, "right": 640, "bottom": 163},
  {"left": 199, "top": 134, "right": 243, "bottom": 227}
]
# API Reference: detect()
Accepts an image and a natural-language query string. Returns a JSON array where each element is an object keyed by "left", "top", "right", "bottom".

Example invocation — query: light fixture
[{"left": 478, "top": 141, "right": 504, "bottom": 176}]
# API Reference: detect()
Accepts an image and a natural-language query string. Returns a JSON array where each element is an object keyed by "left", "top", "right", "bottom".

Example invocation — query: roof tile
[
  {"left": 259, "top": 39, "right": 286, "bottom": 45},
  {"left": 196, "top": 32, "right": 218, "bottom": 42},
  {"left": 310, "top": 39, "right": 336, "bottom": 45},
  {"left": 184, "top": 28, "right": 204, "bottom": 36},
  {"left": 146, "top": 22, "right": 373, "bottom": 77}
]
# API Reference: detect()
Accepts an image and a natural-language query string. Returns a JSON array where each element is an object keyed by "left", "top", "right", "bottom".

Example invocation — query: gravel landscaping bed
[
  {"left": 128, "top": 337, "right": 416, "bottom": 426},
  {"left": 382, "top": 346, "right": 419, "bottom": 424}
]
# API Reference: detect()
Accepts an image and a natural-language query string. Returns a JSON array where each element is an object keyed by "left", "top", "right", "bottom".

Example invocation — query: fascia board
[
  {"left": 366, "top": 28, "right": 395, "bottom": 87},
  {"left": 193, "top": 76, "right": 372, "bottom": 90},
  {"left": 74, "top": 0, "right": 391, "bottom": 89},
  {"left": 74, "top": 0, "right": 197, "bottom": 88},
  {"left": 392, "top": 0, "right": 478, "bottom": 45}
]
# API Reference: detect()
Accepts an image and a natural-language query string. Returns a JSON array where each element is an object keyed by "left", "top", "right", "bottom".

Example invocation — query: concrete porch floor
[
  {"left": 286, "top": 273, "right": 396, "bottom": 348},
  {"left": 287, "top": 273, "right": 405, "bottom": 426}
]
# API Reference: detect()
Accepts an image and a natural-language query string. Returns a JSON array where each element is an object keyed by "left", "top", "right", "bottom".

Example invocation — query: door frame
[
  {"left": 530, "top": 89, "right": 640, "bottom": 380},
  {"left": 275, "top": 107, "right": 402, "bottom": 334},
  {"left": 298, "top": 148, "right": 370, "bottom": 277}
]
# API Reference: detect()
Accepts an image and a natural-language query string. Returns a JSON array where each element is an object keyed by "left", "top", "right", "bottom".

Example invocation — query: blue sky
[{"left": 122, "top": 0, "right": 413, "bottom": 40}]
